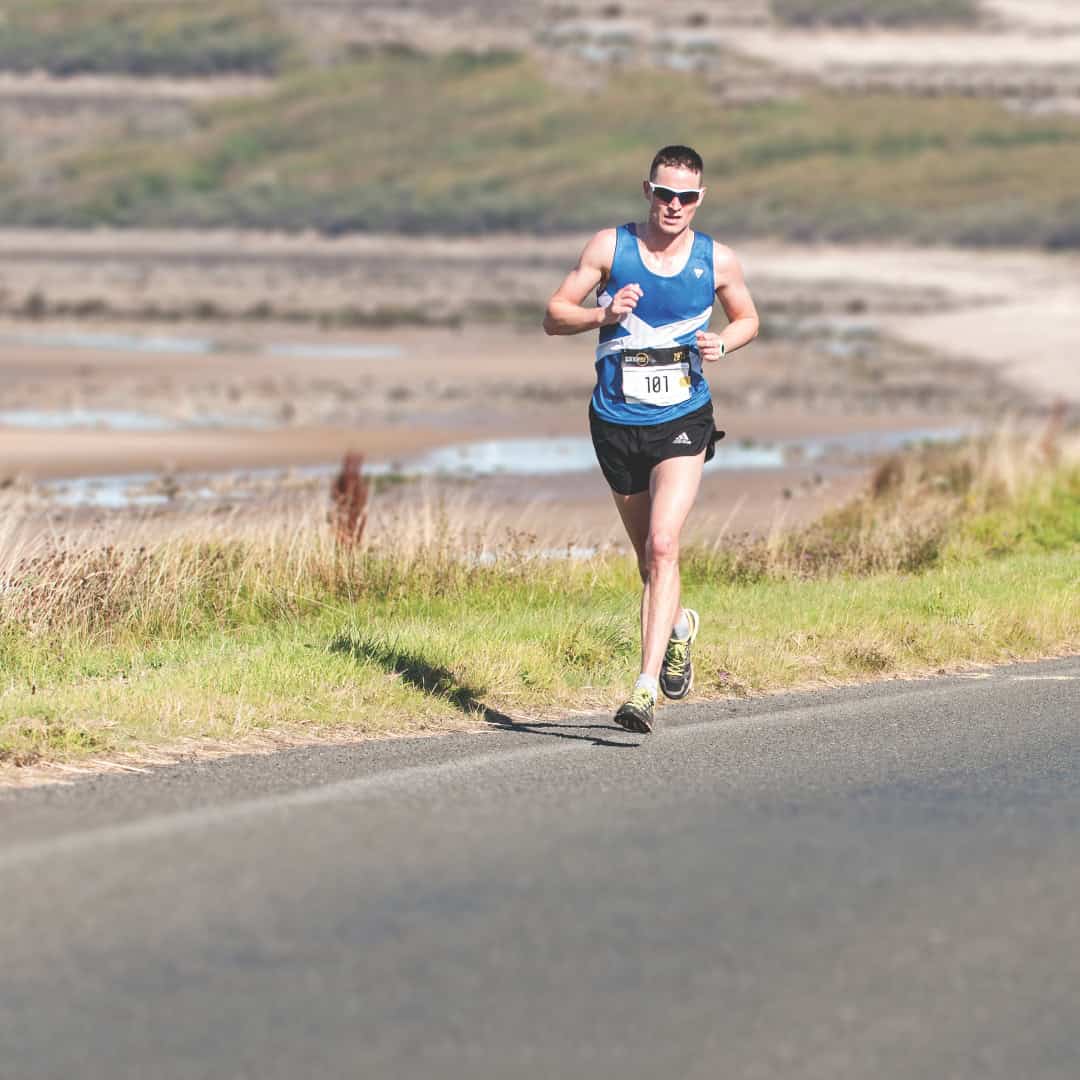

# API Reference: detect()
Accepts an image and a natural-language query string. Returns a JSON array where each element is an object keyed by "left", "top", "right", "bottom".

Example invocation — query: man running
[{"left": 543, "top": 144, "right": 759, "bottom": 733}]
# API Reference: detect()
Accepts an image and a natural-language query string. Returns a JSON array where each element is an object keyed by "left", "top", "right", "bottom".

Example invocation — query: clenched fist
[
  {"left": 695, "top": 331, "right": 726, "bottom": 363},
  {"left": 601, "top": 283, "right": 643, "bottom": 326}
]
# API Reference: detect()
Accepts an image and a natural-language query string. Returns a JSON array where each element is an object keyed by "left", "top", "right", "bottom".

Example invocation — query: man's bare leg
[
  {"left": 640, "top": 452, "right": 705, "bottom": 681},
  {"left": 610, "top": 450, "right": 705, "bottom": 681},
  {"left": 610, "top": 487, "right": 652, "bottom": 646}
]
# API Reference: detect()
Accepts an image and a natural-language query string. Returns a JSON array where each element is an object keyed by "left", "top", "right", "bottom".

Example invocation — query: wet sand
[
  {"left": 1, "top": 235, "right": 1073, "bottom": 546},
  {"left": 0, "top": 317, "right": 980, "bottom": 479},
  {"left": 3, "top": 232, "right": 1078, "bottom": 409},
  {"left": 0, "top": 422, "right": 523, "bottom": 482}
]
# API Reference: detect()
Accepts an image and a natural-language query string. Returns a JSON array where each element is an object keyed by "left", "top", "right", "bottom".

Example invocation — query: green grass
[
  {"left": 5, "top": 48, "right": 1080, "bottom": 246},
  {"left": 0, "top": 0, "right": 293, "bottom": 76},
  {"left": 1, "top": 440, "right": 1077, "bottom": 770},
  {"left": 1, "top": 551, "right": 1076, "bottom": 768}
]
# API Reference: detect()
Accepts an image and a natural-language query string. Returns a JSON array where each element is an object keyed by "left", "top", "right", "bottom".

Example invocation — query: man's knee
[{"left": 647, "top": 529, "right": 679, "bottom": 567}]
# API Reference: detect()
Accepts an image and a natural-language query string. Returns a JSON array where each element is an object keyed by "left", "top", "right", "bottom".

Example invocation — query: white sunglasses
[{"left": 647, "top": 181, "right": 703, "bottom": 205}]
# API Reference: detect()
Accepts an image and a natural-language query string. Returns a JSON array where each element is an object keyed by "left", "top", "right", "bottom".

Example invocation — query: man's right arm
[{"left": 543, "top": 229, "right": 641, "bottom": 336}]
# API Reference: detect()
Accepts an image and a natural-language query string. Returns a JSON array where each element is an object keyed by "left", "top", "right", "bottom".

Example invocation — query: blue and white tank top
[{"left": 591, "top": 223, "right": 715, "bottom": 426}]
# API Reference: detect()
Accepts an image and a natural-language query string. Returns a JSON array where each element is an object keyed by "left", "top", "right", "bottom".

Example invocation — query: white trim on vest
[{"left": 594, "top": 294, "right": 714, "bottom": 360}]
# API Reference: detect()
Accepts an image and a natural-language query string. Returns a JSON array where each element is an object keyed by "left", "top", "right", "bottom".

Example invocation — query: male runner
[{"left": 543, "top": 144, "right": 759, "bottom": 733}]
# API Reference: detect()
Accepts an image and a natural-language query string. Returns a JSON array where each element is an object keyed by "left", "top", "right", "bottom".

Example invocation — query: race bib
[{"left": 621, "top": 354, "right": 692, "bottom": 407}]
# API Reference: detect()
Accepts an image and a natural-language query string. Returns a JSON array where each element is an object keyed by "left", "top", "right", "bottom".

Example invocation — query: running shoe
[
  {"left": 613, "top": 687, "right": 655, "bottom": 734},
  {"left": 660, "top": 608, "right": 699, "bottom": 700}
]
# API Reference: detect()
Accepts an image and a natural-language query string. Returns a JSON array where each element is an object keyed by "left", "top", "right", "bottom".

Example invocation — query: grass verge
[{"left": 1, "top": 435, "right": 1077, "bottom": 773}]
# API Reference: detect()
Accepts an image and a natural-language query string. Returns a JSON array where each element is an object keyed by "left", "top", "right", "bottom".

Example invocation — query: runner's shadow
[{"left": 330, "top": 633, "right": 637, "bottom": 748}]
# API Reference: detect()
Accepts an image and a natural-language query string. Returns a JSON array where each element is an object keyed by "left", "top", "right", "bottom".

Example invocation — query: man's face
[{"left": 643, "top": 163, "right": 705, "bottom": 235}]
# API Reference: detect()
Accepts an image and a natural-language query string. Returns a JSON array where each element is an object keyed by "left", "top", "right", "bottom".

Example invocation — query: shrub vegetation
[
  {"left": 0, "top": 0, "right": 292, "bottom": 76},
  {"left": 771, "top": 0, "right": 979, "bottom": 27},
  {"left": 4, "top": 49, "right": 1079, "bottom": 247}
]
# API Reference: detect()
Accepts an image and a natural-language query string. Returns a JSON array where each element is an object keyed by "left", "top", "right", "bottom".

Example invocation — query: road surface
[{"left": 2, "top": 657, "right": 1079, "bottom": 1079}]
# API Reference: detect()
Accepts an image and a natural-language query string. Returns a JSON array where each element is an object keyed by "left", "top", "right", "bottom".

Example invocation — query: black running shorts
[{"left": 588, "top": 401, "right": 724, "bottom": 496}]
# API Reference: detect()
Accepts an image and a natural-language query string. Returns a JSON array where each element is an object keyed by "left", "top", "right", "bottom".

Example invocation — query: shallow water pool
[{"left": 35, "top": 426, "right": 972, "bottom": 510}]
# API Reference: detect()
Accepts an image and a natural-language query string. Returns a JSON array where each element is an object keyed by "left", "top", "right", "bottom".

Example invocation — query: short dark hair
[{"left": 649, "top": 144, "right": 703, "bottom": 180}]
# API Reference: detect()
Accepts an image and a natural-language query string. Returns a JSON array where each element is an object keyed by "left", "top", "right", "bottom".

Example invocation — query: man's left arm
[{"left": 695, "top": 245, "right": 759, "bottom": 363}]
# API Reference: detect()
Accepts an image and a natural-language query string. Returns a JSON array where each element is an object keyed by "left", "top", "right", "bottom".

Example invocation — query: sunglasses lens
[{"left": 652, "top": 185, "right": 699, "bottom": 205}]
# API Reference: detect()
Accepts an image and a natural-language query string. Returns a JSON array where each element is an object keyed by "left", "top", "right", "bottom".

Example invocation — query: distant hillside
[
  {"left": 0, "top": 1, "right": 1078, "bottom": 246},
  {"left": 0, "top": 0, "right": 978, "bottom": 78},
  {"left": 0, "top": 0, "right": 292, "bottom": 76},
  {"left": 0, "top": 48, "right": 1076, "bottom": 246}
]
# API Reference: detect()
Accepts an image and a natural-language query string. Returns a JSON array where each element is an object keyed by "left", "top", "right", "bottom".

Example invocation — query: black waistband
[{"left": 618, "top": 345, "right": 694, "bottom": 366}]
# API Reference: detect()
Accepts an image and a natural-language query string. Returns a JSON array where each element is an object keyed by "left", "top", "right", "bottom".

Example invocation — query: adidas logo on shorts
[{"left": 672, "top": 431, "right": 692, "bottom": 445}]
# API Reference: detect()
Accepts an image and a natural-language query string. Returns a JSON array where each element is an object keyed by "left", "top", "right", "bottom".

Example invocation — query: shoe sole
[
  {"left": 614, "top": 709, "right": 653, "bottom": 734},
  {"left": 660, "top": 609, "right": 699, "bottom": 701}
]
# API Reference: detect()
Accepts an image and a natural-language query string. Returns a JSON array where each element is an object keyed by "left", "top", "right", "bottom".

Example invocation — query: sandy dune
[
  {"left": 984, "top": 0, "right": 1080, "bottom": 30},
  {"left": 0, "top": 73, "right": 272, "bottom": 104},
  {"left": 728, "top": 29, "right": 1080, "bottom": 71},
  {"left": 742, "top": 244, "right": 1080, "bottom": 405}
]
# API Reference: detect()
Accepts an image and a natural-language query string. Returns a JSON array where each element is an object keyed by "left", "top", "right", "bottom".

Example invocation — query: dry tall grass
[
  {"left": 706, "top": 425, "right": 1079, "bottom": 580},
  {"left": 0, "top": 479, "right": 576, "bottom": 640},
  {"left": 0, "top": 429, "right": 1076, "bottom": 645}
]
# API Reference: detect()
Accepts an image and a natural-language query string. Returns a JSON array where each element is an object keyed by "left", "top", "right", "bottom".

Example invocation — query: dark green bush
[
  {"left": 771, "top": 0, "right": 978, "bottom": 27},
  {"left": 0, "top": 0, "right": 292, "bottom": 76}
]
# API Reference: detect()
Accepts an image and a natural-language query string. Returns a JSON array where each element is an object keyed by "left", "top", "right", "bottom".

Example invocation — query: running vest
[{"left": 591, "top": 223, "right": 715, "bottom": 426}]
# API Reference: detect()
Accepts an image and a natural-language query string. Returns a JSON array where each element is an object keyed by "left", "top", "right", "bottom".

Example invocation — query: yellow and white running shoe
[{"left": 660, "top": 608, "right": 699, "bottom": 700}]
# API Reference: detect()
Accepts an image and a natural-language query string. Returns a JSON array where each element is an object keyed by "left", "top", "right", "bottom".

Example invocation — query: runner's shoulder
[
  {"left": 578, "top": 227, "right": 619, "bottom": 273},
  {"left": 710, "top": 240, "right": 745, "bottom": 284}
]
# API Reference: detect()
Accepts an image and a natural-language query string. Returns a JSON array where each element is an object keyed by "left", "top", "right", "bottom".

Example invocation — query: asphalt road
[{"left": 2, "top": 657, "right": 1079, "bottom": 1080}]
